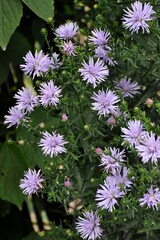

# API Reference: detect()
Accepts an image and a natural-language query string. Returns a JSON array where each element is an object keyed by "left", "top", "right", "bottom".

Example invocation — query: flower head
[
  {"left": 139, "top": 187, "right": 160, "bottom": 210},
  {"left": 14, "top": 87, "right": 39, "bottom": 113},
  {"left": 96, "top": 178, "right": 125, "bottom": 212},
  {"left": 50, "top": 52, "right": 61, "bottom": 70},
  {"left": 121, "top": 120, "right": 145, "bottom": 147},
  {"left": 79, "top": 57, "right": 109, "bottom": 88},
  {"left": 100, "top": 147, "right": 126, "bottom": 174},
  {"left": 108, "top": 167, "right": 132, "bottom": 191},
  {"left": 39, "top": 80, "right": 62, "bottom": 107},
  {"left": 19, "top": 169, "right": 45, "bottom": 195},
  {"left": 4, "top": 106, "right": 27, "bottom": 128},
  {"left": 115, "top": 77, "right": 140, "bottom": 98},
  {"left": 122, "top": 1, "right": 155, "bottom": 33},
  {"left": 89, "top": 28, "right": 110, "bottom": 46},
  {"left": 20, "top": 50, "right": 51, "bottom": 79},
  {"left": 91, "top": 89, "right": 119, "bottom": 117},
  {"left": 94, "top": 46, "right": 116, "bottom": 66},
  {"left": 39, "top": 131, "right": 68, "bottom": 157},
  {"left": 135, "top": 131, "right": 160, "bottom": 164},
  {"left": 55, "top": 22, "right": 78, "bottom": 40},
  {"left": 62, "top": 40, "right": 75, "bottom": 56},
  {"left": 76, "top": 211, "right": 103, "bottom": 240}
]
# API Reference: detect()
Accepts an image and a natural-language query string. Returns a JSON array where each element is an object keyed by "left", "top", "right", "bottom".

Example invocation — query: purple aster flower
[
  {"left": 4, "top": 106, "right": 27, "bottom": 128},
  {"left": 135, "top": 131, "right": 160, "bottom": 164},
  {"left": 139, "top": 187, "right": 160, "bottom": 210},
  {"left": 79, "top": 57, "right": 109, "bottom": 88},
  {"left": 39, "top": 80, "right": 62, "bottom": 107},
  {"left": 62, "top": 40, "right": 75, "bottom": 56},
  {"left": 122, "top": 1, "right": 155, "bottom": 33},
  {"left": 14, "top": 87, "right": 39, "bottom": 113},
  {"left": 108, "top": 167, "right": 132, "bottom": 191},
  {"left": 94, "top": 46, "right": 116, "bottom": 66},
  {"left": 96, "top": 178, "right": 125, "bottom": 212},
  {"left": 20, "top": 50, "right": 51, "bottom": 79},
  {"left": 115, "top": 77, "right": 140, "bottom": 98},
  {"left": 121, "top": 120, "right": 145, "bottom": 147},
  {"left": 100, "top": 147, "right": 126, "bottom": 174},
  {"left": 76, "top": 211, "right": 103, "bottom": 240},
  {"left": 19, "top": 168, "right": 45, "bottom": 196},
  {"left": 39, "top": 131, "right": 68, "bottom": 157},
  {"left": 91, "top": 89, "right": 120, "bottom": 117},
  {"left": 106, "top": 116, "right": 116, "bottom": 129},
  {"left": 50, "top": 52, "right": 62, "bottom": 70},
  {"left": 89, "top": 28, "right": 110, "bottom": 46},
  {"left": 55, "top": 22, "right": 79, "bottom": 40}
]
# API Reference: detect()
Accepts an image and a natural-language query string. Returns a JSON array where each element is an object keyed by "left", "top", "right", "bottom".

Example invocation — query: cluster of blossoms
[
  {"left": 55, "top": 21, "right": 79, "bottom": 56},
  {"left": 4, "top": 1, "right": 159, "bottom": 239}
]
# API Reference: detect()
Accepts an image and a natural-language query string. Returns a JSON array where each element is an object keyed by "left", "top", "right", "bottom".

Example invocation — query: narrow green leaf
[
  {"left": 0, "top": 0, "right": 23, "bottom": 50},
  {"left": 22, "top": 0, "right": 54, "bottom": 21}
]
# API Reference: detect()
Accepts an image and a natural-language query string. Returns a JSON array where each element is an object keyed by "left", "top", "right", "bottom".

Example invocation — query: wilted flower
[
  {"left": 39, "top": 131, "right": 68, "bottom": 157},
  {"left": 91, "top": 89, "right": 120, "bottom": 117},
  {"left": 100, "top": 147, "right": 126, "bottom": 174},
  {"left": 4, "top": 106, "right": 27, "bottom": 128},
  {"left": 115, "top": 77, "right": 140, "bottom": 98},
  {"left": 76, "top": 211, "right": 103, "bottom": 240},
  {"left": 39, "top": 80, "right": 62, "bottom": 107},
  {"left": 135, "top": 131, "right": 160, "bottom": 164},
  {"left": 139, "top": 187, "right": 160, "bottom": 210},
  {"left": 121, "top": 120, "right": 145, "bottom": 147},
  {"left": 79, "top": 57, "right": 109, "bottom": 88},
  {"left": 55, "top": 22, "right": 79, "bottom": 40},
  {"left": 145, "top": 98, "right": 153, "bottom": 107},
  {"left": 14, "top": 87, "right": 39, "bottom": 113},
  {"left": 20, "top": 50, "right": 51, "bottom": 79},
  {"left": 96, "top": 178, "right": 125, "bottom": 212},
  {"left": 19, "top": 168, "right": 45, "bottom": 195},
  {"left": 89, "top": 28, "right": 110, "bottom": 46},
  {"left": 122, "top": 1, "right": 155, "bottom": 33}
]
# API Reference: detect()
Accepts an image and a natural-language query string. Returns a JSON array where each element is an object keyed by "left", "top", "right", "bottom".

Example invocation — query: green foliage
[{"left": 0, "top": 0, "right": 54, "bottom": 50}]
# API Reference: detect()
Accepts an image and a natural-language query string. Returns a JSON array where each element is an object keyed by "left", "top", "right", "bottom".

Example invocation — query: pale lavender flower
[
  {"left": 89, "top": 29, "right": 110, "bottom": 46},
  {"left": 95, "top": 46, "right": 116, "bottom": 66},
  {"left": 115, "top": 77, "right": 140, "bottom": 98},
  {"left": 19, "top": 168, "right": 45, "bottom": 196},
  {"left": 55, "top": 22, "right": 79, "bottom": 40},
  {"left": 76, "top": 211, "right": 103, "bottom": 240},
  {"left": 121, "top": 120, "right": 145, "bottom": 147},
  {"left": 39, "top": 131, "right": 68, "bottom": 157},
  {"left": 39, "top": 80, "right": 62, "bottom": 107},
  {"left": 135, "top": 132, "right": 160, "bottom": 164},
  {"left": 108, "top": 167, "right": 132, "bottom": 191},
  {"left": 122, "top": 1, "right": 155, "bottom": 33},
  {"left": 79, "top": 57, "right": 109, "bottom": 88},
  {"left": 14, "top": 87, "right": 39, "bottom": 113},
  {"left": 96, "top": 178, "right": 125, "bottom": 212},
  {"left": 62, "top": 40, "right": 75, "bottom": 56},
  {"left": 4, "top": 106, "right": 27, "bottom": 128},
  {"left": 20, "top": 50, "right": 51, "bottom": 79},
  {"left": 139, "top": 187, "right": 160, "bottom": 210},
  {"left": 91, "top": 89, "right": 120, "bottom": 117},
  {"left": 100, "top": 147, "right": 126, "bottom": 174},
  {"left": 50, "top": 52, "right": 61, "bottom": 70}
]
